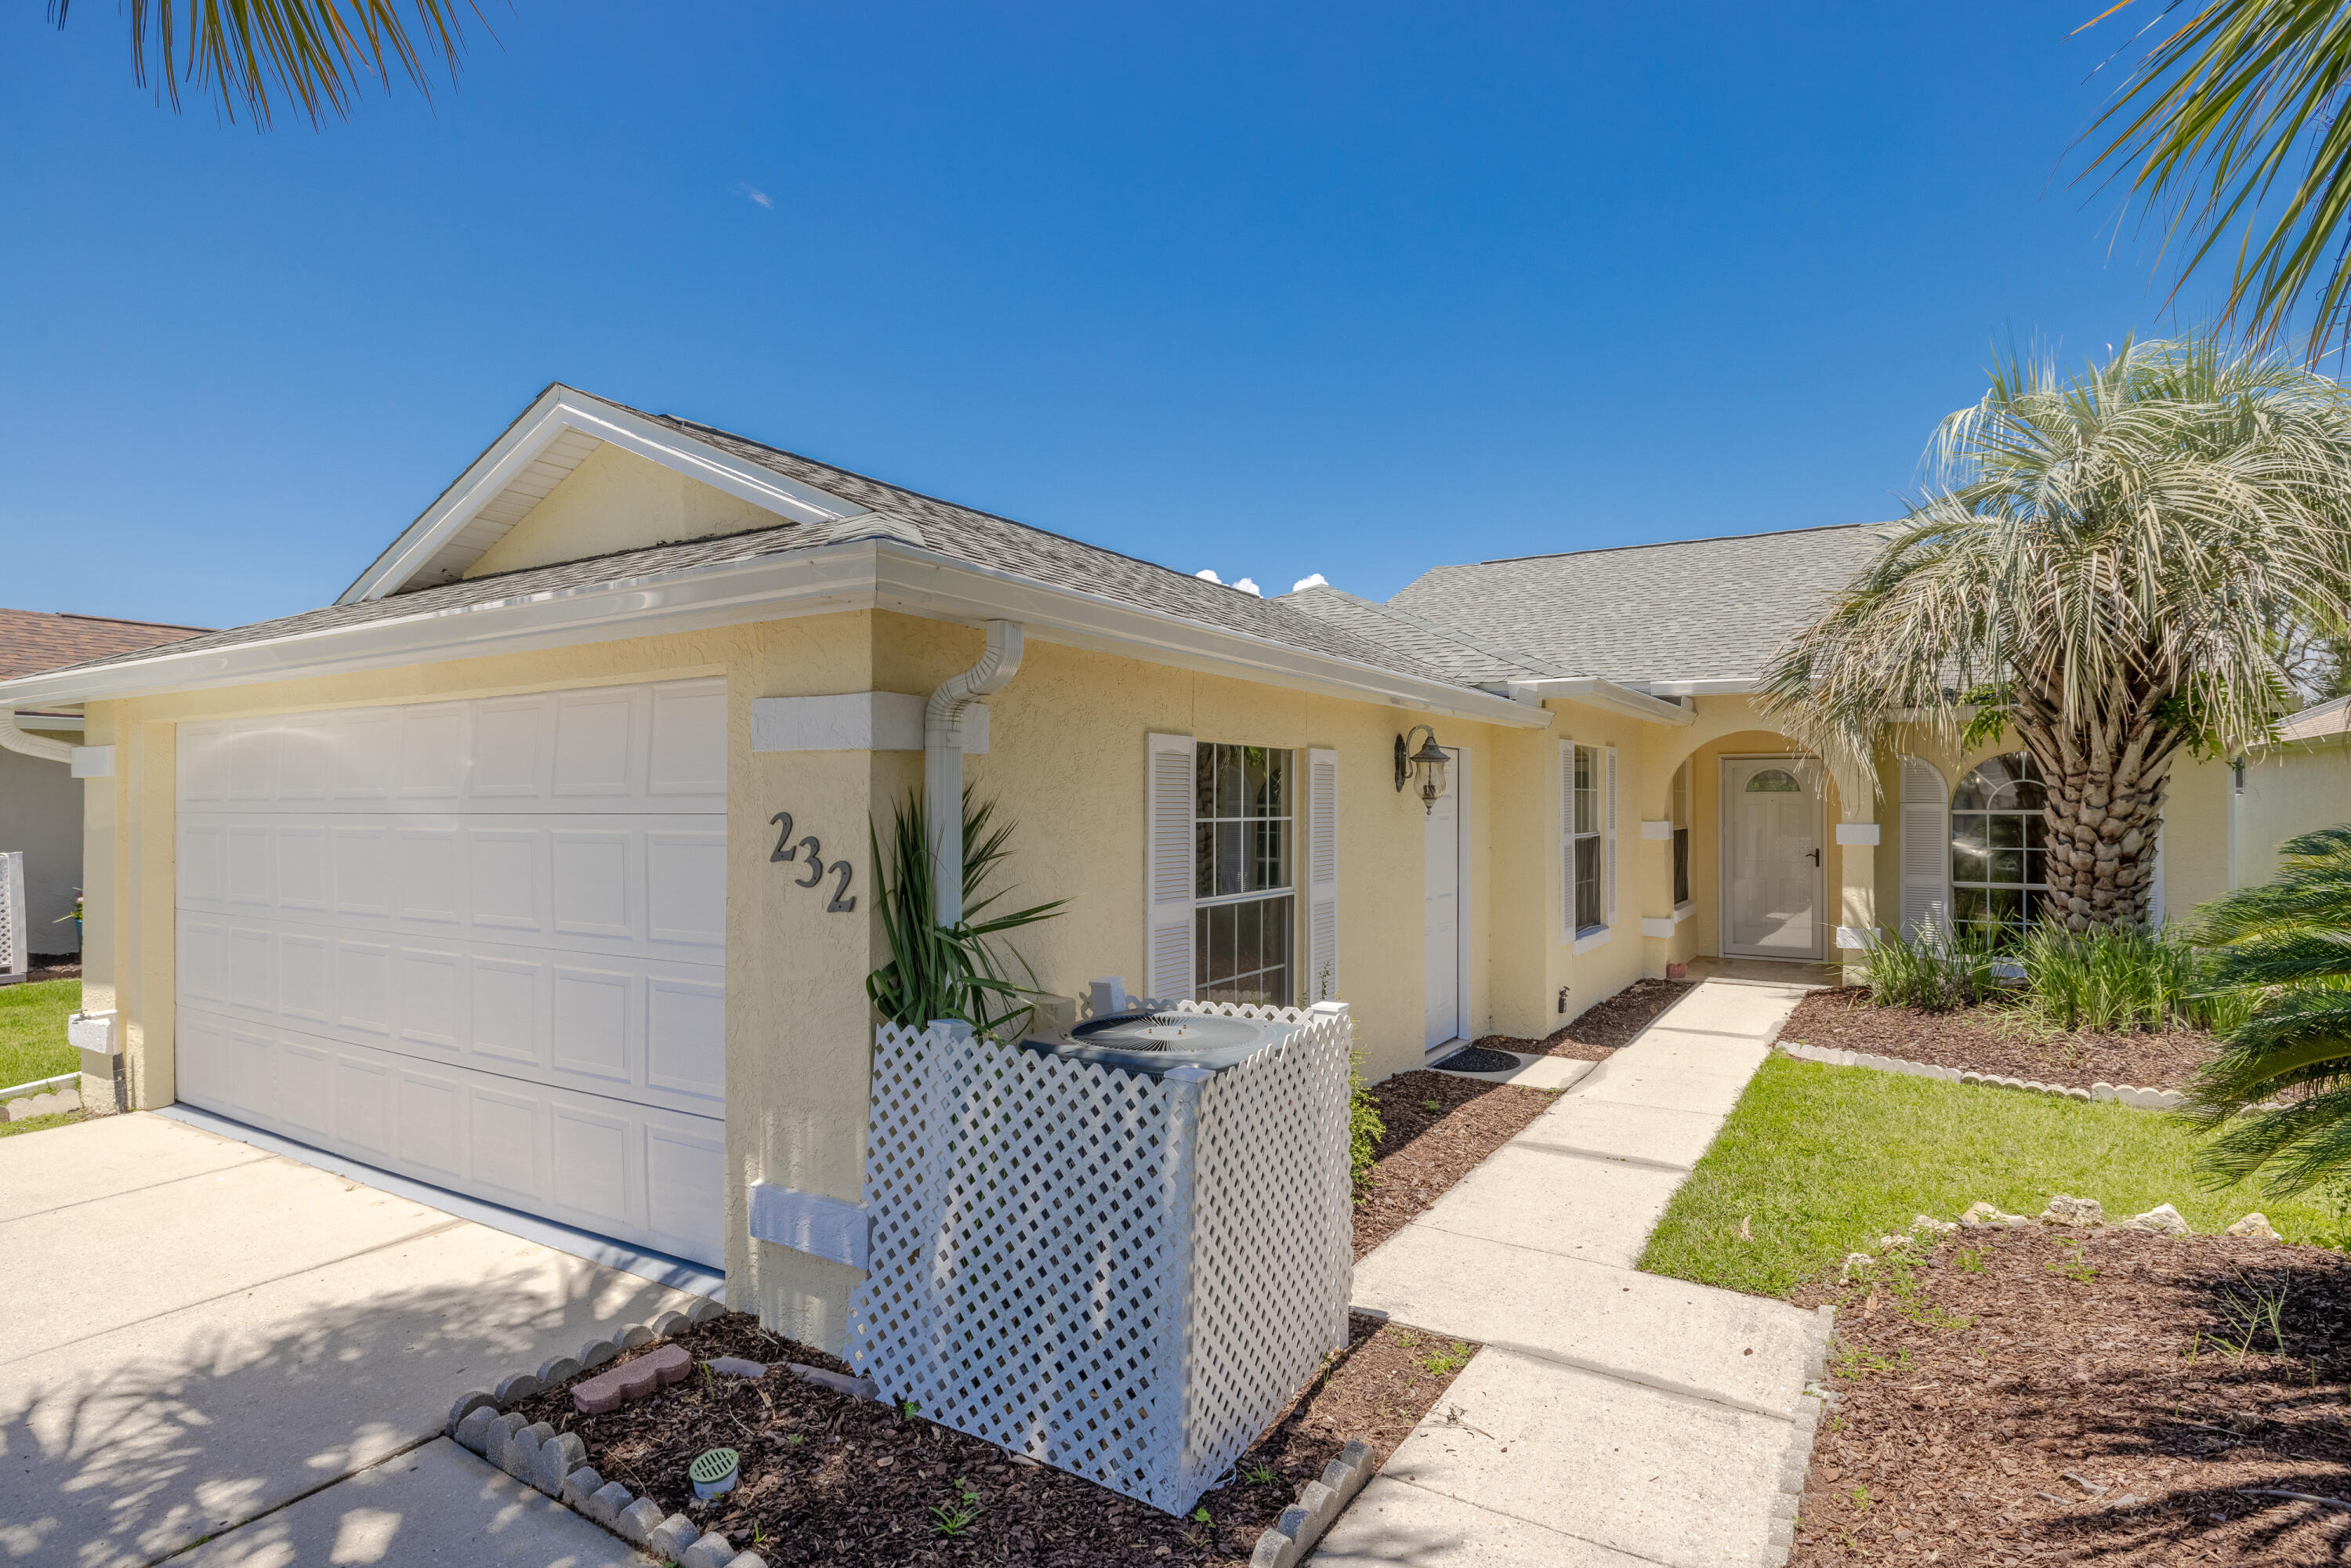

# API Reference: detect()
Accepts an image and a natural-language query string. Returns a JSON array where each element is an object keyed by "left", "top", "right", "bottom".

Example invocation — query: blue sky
[{"left": 0, "top": 1, "right": 2228, "bottom": 629}]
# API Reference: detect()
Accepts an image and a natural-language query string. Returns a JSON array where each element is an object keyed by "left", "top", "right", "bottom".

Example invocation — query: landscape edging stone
[
  {"left": 1762, "top": 1305, "right": 1838, "bottom": 1567},
  {"left": 1246, "top": 1437, "right": 1376, "bottom": 1568},
  {"left": 1774, "top": 1041, "right": 2183, "bottom": 1110}
]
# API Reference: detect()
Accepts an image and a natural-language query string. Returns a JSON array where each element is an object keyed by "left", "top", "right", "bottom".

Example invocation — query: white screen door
[
  {"left": 1424, "top": 751, "right": 1462, "bottom": 1049},
  {"left": 1722, "top": 757, "right": 1824, "bottom": 960}
]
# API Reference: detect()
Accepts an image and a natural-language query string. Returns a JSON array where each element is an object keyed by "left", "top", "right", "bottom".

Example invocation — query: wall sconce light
[{"left": 1394, "top": 725, "right": 1450, "bottom": 813}]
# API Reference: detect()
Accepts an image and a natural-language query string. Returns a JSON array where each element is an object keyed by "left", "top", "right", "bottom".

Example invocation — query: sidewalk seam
[
  {"left": 0, "top": 1150, "right": 276, "bottom": 1227},
  {"left": 1365, "top": 1474, "right": 1692, "bottom": 1568}
]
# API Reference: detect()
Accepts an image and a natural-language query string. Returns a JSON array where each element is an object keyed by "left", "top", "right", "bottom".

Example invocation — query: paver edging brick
[
  {"left": 1762, "top": 1303, "right": 1839, "bottom": 1568},
  {"left": 445, "top": 1295, "right": 773, "bottom": 1568},
  {"left": 1773, "top": 1041, "right": 2185, "bottom": 1110},
  {"left": 2, "top": 1087, "right": 81, "bottom": 1122},
  {"left": 1244, "top": 1437, "right": 1378, "bottom": 1568}
]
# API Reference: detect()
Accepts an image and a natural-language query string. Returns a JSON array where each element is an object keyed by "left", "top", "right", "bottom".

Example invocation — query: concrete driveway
[{"left": 1, "top": 1114, "right": 697, "bottom": 1566}]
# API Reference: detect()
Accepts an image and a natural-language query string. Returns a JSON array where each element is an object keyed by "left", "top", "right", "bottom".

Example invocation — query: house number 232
[{"left": 768, "top": 811, "right": 857, "bottom": 912}]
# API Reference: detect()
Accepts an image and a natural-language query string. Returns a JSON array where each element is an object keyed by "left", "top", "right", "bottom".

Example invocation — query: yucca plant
[
  {"left": 2181, "top": 825, "right": 2351, "bottom": 1195},
  {"left": 865, "top": 787, "right": 1067, "bottom": 1037}
]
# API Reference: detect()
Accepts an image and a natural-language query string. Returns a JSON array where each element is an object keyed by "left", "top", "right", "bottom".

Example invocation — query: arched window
[{"left": 1951, "top": 752, "right": 2047, "bottom": 938}]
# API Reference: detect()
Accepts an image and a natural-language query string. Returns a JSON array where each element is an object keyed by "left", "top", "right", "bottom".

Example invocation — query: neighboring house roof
[
  {"left": 0, "top": 607, "right": 212, "bottom": 682},
  {"left": 2273, "top": 693, "right": 2351, "bottom": 744},
  {"left": 19, "top": 387, "right": 1465, "bottom": 696},
  {"left": 1387, "top": 522, "right": 1892, "bottom": 686}
]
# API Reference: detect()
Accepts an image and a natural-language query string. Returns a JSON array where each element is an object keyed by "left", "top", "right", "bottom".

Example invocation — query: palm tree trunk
[{"left": 2015, "top": 670, "right": 2185, "bottom": 931}]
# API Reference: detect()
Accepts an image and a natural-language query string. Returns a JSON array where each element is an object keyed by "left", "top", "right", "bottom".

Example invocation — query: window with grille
[
  {"left": 1571, "top": 744, "right": 1603, "bottom": 935},
  {"left": 1951, "top": 751, "right": 2048, "bottom": 941},
  {"left": 1193, "top": 744, "right": 1294, "bottom": 1005}
]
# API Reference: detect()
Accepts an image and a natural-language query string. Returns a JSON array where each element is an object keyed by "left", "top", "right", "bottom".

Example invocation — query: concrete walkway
[
  {"left": 0, "top": 1114, "right": 683, "bottom": 1566},
  {"left": 1320, "top": 976, "right": 1834, "bottom": 1568}
]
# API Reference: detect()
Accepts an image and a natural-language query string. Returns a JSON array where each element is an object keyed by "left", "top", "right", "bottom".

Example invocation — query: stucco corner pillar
[{"left": 1832, "top": 813, "right": 1879, "bottom": 986}]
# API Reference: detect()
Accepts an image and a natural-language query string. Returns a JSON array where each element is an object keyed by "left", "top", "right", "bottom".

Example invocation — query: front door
[
  {"left": 1722, "top": 757, "right": 1825, "bottom": 960},
  {"left": 1424, "top": 751, "right": 1462, "bottom": 1050}
]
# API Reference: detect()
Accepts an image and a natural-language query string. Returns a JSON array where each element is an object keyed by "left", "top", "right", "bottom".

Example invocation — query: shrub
[
  {"left": 2018, "top": 922, "right": 2223, "bottom": 1034},
  {"left": 1348, "top": 1051, "right": 1385, "bottom": 1197},
  {"left": 1857, "top": 922, "right": 2001, "bottom": 1012}
]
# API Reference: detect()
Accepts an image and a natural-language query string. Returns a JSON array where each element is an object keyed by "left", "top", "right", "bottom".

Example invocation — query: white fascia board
[
  {"left": 339, "top": 387, "right": 865, "bottom": 604},
  {"left": 1506, "top": 678, "right": 1694, "bottom": 726},
  {"left": 0, "top": 541, "right": 1547, "bottom": 730},
  {"left": 1645, "top": 679, "right": 1755, "bottom": 696}
]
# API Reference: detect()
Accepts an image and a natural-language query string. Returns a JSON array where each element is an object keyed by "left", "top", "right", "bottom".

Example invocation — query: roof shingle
[{"left": 0, "top": 607, "right": 213, "bottom": 682}]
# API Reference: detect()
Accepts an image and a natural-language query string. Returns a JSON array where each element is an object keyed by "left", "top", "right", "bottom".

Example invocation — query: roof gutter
[
  {"left": 1495, "top": 678, "right": 1695, "bottom": 726},
  {"left": 0, "top": 711, "right": 73, "bottom": 765},
  {"left": 0, "top": 541, "right": 1548, "bottom": 731}
]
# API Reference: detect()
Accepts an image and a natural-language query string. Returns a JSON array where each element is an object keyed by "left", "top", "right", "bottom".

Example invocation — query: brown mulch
[
  {"left": 1351, "top": 1069, "right": 1553, "bottom": 1259},
  {"left": 1790, "top": 1227, "right": 2351, "bottom": 1566},
  {"left": 511, "top": 1309, "right": 1476, "bottom": 1566},
  {"left": 23, "top": 954, "right": 78, "bottom": 983},
  {"left": 1481, "top": 976, "right": 1694, "bottom": 1061},
  {"left": 1780, "top": 987, "right": 2219, "bottom": 1092}
]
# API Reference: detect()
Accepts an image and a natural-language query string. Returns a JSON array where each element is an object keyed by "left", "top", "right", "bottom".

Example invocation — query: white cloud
[
  {"left": 1291, "top": 572, "right": 1328, "bottom": 594},
  {"left": 1233, "top": 577, "right": 1262, "bottom": 596},
  {"left": 734, "top": 182, "right": 774, "bottom": 209},
  {"left": 1194, "top": 568, "right": 1223, "bottom": 584}
]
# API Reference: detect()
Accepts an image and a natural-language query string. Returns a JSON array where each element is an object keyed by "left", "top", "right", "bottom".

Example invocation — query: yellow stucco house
[{"left": 0, "top": 385, "right": 2308, "bottom": 1349}]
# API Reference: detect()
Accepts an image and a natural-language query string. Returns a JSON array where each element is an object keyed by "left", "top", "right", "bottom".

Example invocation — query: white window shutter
[
  {"left": 1145, "top": 733, "right": 1197, "bottom": 1001},
  {"left": 1559, "top": 738, "right": 1576, "bottom": 942},
  {"left": 1899, "top": 755, "right": 1951, "bottom": 943},
  {"left": 1603, "top": 744, "right": 1619, "bottom": 925},
  {"left": 1306, "top": 748, "right": 1339, "bottom": 1001}
]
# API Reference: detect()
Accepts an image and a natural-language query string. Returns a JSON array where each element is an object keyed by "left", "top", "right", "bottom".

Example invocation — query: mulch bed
[
  {"left": 1351, "top": 1069, "right": 1553, "bottom": 1258},
  {"left": 25, "top": 953, "right": 80, "bottom": 983},
  {"left": 511, "top": 1309, "right": 1476, "bottom": 1566},
  {"left": 1790, "top": 1226, "right": 2351, "bottom": 1565},
  {"left": 1780, "top": 987, "right": 2219, "bottom": 1092},
  {"left": 1483, "top": 976, "right": 1694, "bottom": 1061}
]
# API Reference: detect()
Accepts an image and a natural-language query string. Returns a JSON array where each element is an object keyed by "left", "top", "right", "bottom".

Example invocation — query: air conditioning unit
[{"left": 848, "top": 994, "right": 1353, "bottom": 1515}]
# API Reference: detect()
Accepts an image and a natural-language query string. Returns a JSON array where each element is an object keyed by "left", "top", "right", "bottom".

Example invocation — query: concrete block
[
  {"left": 579, "top": 1337, "right": 620, "bottom": 1370},
  {"left": 453, "top": 1405, "right": 500, "bottom": 1456},
  {"left": 616, "top": 1497, "right": 667, "bottom": 1545},
  {"left": 619, "top": 1323, "right": 655, "bottom": 1349},
  {"left": 560, "top": 1464, "right": 602, "bottom": 1507},
  {"left": 537, "top": 1354, "right": 582, "bottom": 1385},
  {"left": 650, "top": 1309, "right": 691, "bottom": 1338},
  {"left": 686, "top": 1296, "right": 727, "bottom": 1323},
  {"left": 584, "top": 1479, "right": 633, "bottom": 1526},
  {"left": 723, "top": 1555, "right": 770, "bottom": 1568},
  {"left": 681, "top": 1532, "right": 737, "bottom": 1568},
  {"left": 445, "top": 1389, "right": 498, "bottom": 1436},
  {"left": 495, "top": 1370, "right": 545, "bottom": 1406},
  {"left": 574, "top": 1342, "right": 692, "bottom": 1413},
  {"left": 646, "top": 1512, "right": 701, "bottom": 1560},
  {"left": 502, "top": 1420, "right": 553, "bottom": 1482},
  {"left": 2092, "top": 1081, "right": 2117, "bottom": 1102},
  {"left": 532, "top": 1429, "right": 585, "bottom": 1495}
]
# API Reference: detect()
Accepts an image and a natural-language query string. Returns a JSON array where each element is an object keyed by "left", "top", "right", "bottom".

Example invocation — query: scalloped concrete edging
[
  {"left": 1247, "top": 1437, "right": 1375, "bottom": 1567},
  {"left": 445, "top": 1295, "right": 775, "bottom": 1568},
  {"left": 1762, "top": 1302, "right": 1838, "bottom": 1568},
  {"left": 2, "top": 1085, "right": 82, "bottom": 1122},
  {"left": 1775, "top": 1041, "right": 2184, "bottom": 1110}
]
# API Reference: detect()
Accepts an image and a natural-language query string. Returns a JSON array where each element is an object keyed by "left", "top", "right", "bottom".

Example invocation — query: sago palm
[
  {"left": 49, "top": 0, "right": 479, "bottom": 129},
  {"left": 1760, "top": 333, "right": 2351, "bottom": 930},
  {"left": 2181, "top": 825, "right": 2351, "bottom": 1194}
]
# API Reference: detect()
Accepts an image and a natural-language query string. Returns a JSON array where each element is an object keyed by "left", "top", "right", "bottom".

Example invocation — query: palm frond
[{"left": 51, "top": 0, "right": 481, "bottom": 129}]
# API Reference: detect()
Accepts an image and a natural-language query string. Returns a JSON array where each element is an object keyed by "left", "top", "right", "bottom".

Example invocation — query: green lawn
[
  {"left": 1639, "top": 1053, "right": 2343, "bottom": 1298},
  {"left": 0, "top": 978, "right": 82, "bottom": 1092}
]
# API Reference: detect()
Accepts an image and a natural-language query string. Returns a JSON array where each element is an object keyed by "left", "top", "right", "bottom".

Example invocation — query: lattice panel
[
  {"left": 0, "top": 853, "right": 24, "bottom": 978},
  {"left": 847, "top": 1003, "right": 1352, "bottom": 1515}
]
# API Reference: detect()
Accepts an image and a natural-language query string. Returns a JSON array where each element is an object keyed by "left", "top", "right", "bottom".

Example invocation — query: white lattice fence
[
  {"left": 0, "top": 853, "right": 24, "bottom": 982},
  {"left": 847, "top": 1000, "right": 1353, "bottom": 1515}
]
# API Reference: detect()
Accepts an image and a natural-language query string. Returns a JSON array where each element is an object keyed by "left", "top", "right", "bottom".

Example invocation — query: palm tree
[
  {"left": 2182, "top": 824, "right": 2351, "bottom": 1194},
  {"left": 2077, "top": 1, "right": 2351, "bottom": 361},
  {"left": 49, "top": 0, "right": 479, "bottom": 130},
  {"left": 1759, "top": 333, "right": 2351, "bottom": 932}
]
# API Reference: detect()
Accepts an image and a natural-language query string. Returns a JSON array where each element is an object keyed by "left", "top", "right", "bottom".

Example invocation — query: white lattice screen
[
  {"left": 0, "top": 853, "right": 24, "bottom": 981},
  {"left": 847, "top": 1000, "right": 1353, "bottom": 1515}
]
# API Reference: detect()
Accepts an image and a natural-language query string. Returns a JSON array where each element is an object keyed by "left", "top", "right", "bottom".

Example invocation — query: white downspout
[
  {"left": 926, "top": 620, "right": 1024, "bottom": 925},
  {"left": 0, "top": 712, "right": 72, "bottom": 765}
]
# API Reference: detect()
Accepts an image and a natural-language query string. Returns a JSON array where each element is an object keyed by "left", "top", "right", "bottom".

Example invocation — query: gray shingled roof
[
  {"left": 1278, "top": 584, "right": 1559, "bottom": 684},
  {"left": 21, "top": 395, "right": 1463, "bottom": 691},
  {"left": 1388, "top": 523, "right": 1892, "bottom": 685}
]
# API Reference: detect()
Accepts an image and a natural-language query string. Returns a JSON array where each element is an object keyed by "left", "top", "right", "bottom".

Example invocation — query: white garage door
[{"left": 173, "top": 679, "right": 729, "bottom": 1267}]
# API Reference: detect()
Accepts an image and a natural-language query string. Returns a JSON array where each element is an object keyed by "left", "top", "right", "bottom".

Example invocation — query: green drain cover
[{"left": 690, "top": 1447, "right": 739, "bottom": 1497}]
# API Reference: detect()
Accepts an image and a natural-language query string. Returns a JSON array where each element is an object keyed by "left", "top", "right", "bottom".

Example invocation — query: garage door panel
[
  {"left": 176, "top": 679, "right": 726, "bottom": 1269},
  {"left": 176, "top": 913, "right": 722, "bottom": 1116},
  {"left": 176, "top": 679, "right": 723, "bottom": 817}
]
